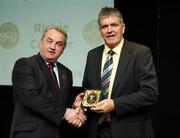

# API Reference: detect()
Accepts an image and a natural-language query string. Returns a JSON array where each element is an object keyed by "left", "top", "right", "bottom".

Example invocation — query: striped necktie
[
  {"left": 101, "top": 49, "right": 115, "bottom": 100},
  {"left": 99, "top": 49, "right": 115, "bottom": 125}
]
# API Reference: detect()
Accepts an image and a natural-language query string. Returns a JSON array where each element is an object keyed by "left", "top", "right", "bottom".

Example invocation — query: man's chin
[{"left": 46, "top": 58, "right": 55, "bottom": 63}]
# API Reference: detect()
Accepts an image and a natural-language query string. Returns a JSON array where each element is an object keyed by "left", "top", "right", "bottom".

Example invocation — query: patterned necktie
[
  {"left": 48, "top": 63, "right": 60, "bottom": 94},
  {"left": 48, "top": 63, "right": 61, "bottom": 137},
  {"left": 99, "top": 50, "right": 115, "bottom": 125},
  {"left": 101, "top": 49, "right": 115, "bottom": 100}
]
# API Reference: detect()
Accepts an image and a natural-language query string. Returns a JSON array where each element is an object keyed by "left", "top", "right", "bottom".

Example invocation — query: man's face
[
  {"left": 99, "top": 15, "right": 125, "bottom": 48},
  {"left": 40, "top": 29, "right": 66, "bottom": 63}
]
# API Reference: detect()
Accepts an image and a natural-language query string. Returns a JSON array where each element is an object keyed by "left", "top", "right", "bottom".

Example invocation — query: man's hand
[
  {"left": 90, "top": 99, "right": 115, "bottom": 113},
  {"left": 75, "top": 107, "right": 87, "bottom": 122},
  {"left": 64, "top": 108, "right": 86, "bottom": 128},
  {"left": 73, "top": 92, "right": 85, "bottom": 108}
]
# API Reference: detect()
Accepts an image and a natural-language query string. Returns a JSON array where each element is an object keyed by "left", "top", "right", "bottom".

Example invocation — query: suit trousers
[{"left": 97, "top": 122, "right": 112, "bottom": 138}]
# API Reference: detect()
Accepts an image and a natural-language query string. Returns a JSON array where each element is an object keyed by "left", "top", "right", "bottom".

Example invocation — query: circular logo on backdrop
[
  {"left": 0, "top": 22, "right": 19, "bottom": 49},
  {"left": 82, "top": 20, "right": 103, "bottom": 47}
]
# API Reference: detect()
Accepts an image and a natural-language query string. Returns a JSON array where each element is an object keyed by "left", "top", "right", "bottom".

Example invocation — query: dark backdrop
[
  {"left": 160, "top": 0, "right": 180, "bottom": 138},
  {"left": 0, "top": 0, "right": 164, "bottom": 137},
  {"left": 115, "top": 1, "right": 159, "bottom": 137}
]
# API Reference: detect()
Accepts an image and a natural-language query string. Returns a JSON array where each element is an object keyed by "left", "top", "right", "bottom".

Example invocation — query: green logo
[
  {"left": 0, "top": 22, "right": 19, "bottom": 49},
  {"left": 82, "top": 20, "right": 103, "bottom": 47}
]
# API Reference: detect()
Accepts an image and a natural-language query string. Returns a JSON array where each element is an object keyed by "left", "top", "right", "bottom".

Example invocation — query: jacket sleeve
[
  {"left": 12, "top": 58, "right": 67, "bottom": 125},
  {"left": 113, "top": 47, "right": 159, "bottom": 116}
]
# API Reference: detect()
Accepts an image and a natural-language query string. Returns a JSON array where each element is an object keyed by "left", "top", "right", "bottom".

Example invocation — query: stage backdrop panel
[{"left": 0, "top": 0, "right": 114, "bottom": 86}]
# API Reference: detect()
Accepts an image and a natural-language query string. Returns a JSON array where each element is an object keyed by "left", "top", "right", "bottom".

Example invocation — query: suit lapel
[
  {"left": 57, "top": 63, "right": 65, "bottom": 99},
  {"left": 111, "top": 41, "right": 133, "bottom": 97},
  {"left": 35, "top": 53, "right": 60, "bottom": 101},
  {"left": 96, "top": 46, "right": 104, "bottom": 89}
]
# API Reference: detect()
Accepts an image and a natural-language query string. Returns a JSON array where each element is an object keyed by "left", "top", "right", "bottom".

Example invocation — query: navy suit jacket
[
  {"left": 83, "top": 39, "right": 159, "bottom": 138},
  {"left": 10, "top": 53, "right": 73, "bottom": 138}
]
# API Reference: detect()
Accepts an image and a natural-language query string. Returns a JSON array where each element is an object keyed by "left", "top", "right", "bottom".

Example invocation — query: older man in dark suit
[
  {"left": 74, "top": 7, "right": 159, "bottom": 138},
  {"left": 10, "top": 27, "right": 86, "bottom": 138}
]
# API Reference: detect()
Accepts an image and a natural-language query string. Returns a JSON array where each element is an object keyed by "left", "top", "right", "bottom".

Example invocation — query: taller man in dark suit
[
  {"left": 74, "top": 7, "right": 159, "bottom": 138},
  {"left": 10, "top": 27, "right": 86, "bottom": 138}
]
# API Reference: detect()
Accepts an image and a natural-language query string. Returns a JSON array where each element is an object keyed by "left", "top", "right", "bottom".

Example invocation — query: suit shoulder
[
  {"left": 125, "top": 40, "right": 150, "bottom": 51},
  {"left": 57, "top": 62, "right": 72, "bottom": 73},
  {"left": 88, "top": 45, "right": 104, "bottom": 55},
  {"left": 14, "top": 55, "right": 37, "bottom": 67}
]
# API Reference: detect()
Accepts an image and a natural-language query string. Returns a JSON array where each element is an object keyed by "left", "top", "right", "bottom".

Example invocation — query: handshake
[
  {"left": 64, "top": 93, "right": 87, "bottom": 128},
  {"left": 64, "top": 90, "right": 115, "bottom": 127}
]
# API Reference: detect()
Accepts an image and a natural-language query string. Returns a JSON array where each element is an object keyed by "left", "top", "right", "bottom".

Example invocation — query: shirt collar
[
  {"left": 104, "top": 38, "right": 124, "bottom": 56},
  {"left": 45, "top": 61, "right": 57, "bottom": 67}
]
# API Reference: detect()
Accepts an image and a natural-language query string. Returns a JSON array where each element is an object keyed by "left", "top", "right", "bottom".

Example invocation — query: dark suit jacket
[
  {"left": 10, "top": 53, "right": 73, "bottom": 138},
  {"left": 83, "top": 40, "right": 159, "bottom": 138}
]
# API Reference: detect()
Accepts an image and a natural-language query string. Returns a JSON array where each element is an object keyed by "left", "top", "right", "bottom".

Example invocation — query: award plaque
[{"left": 81, "top": 90, "right": 101, "bottom": 108}]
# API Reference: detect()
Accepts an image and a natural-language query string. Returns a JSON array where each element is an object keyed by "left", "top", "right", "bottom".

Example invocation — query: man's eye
[
  {"left": 47, "top": 39, "right": 53, "bottom": 43},
  {"left": 56, "top": 43, "right": 64, "bottom": 48},
  {"left": 101, "top": 25, "right": 108, "bottom": 29}
]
